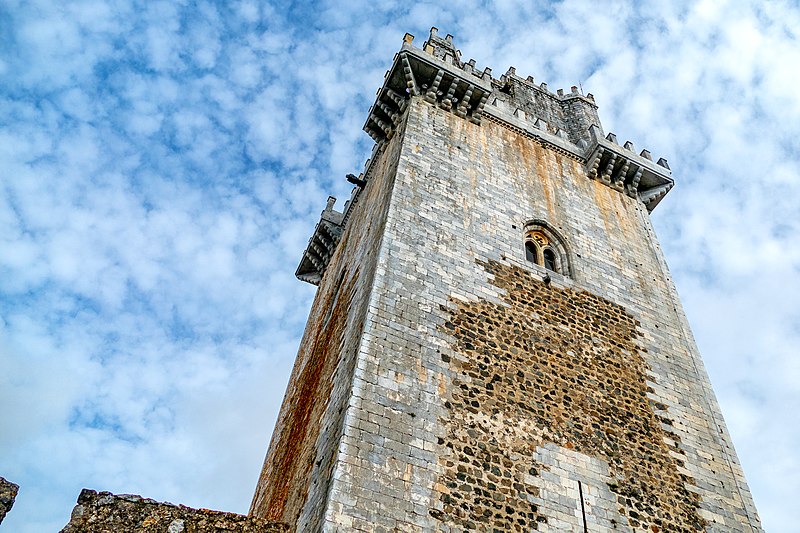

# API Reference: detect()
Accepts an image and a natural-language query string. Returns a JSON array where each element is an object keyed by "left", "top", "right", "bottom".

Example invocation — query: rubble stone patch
[{"left": 436, "top": 259, "right": 705, "bottom": 532}]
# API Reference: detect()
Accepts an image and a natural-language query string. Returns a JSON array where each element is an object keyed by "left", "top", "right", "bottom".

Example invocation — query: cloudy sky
[{"left": 1, "top": 0, "right": 798, "bottom": 531}]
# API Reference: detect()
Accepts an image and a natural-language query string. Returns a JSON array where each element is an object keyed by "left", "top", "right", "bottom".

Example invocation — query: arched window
[
  {"left": 543, "top": 248, "right": 556, "bottom": 271},
  {"left": 525, "top": 241, "right": 538, "bottom": 264},
  {"left": 523, "top": 220, "right": 572, "bottom": 277}
]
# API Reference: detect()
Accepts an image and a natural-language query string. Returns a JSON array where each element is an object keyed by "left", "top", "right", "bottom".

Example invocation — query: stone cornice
[{"left": 482, "top": 106, "right": 586, "bottom": 162}]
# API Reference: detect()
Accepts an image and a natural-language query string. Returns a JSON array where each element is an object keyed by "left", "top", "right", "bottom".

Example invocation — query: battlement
[
  {"left": 364, "top": 28, "right": 672, "bottom": 206},
  {"left": 295, "top": 196, "right": 345, "bottom": 285},
  {"left": 298, "top": 28, "right": 674, "bottom": 284},
  {"left": 364, "top": 30, "right": 494, "bottom": 142},
  {"left": 585, "top": 125, "right": 673, "bottom": 210}
]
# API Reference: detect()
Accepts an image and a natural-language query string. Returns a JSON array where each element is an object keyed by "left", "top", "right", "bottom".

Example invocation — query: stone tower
[{"left": 251, "top": 29, "right": 762, "bottom": 532}]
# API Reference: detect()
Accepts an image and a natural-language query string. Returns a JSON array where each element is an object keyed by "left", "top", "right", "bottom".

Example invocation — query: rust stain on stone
[
  {"left": 438, "top": 372, "right": 447, "bottom": 396},
  {"left": 255, "top": 272, "right": 357, "bottom": 524},
  {"left": 536, "top": 154, "right": 556, "bottom": 221},
  {"left": 593, "top": 180, "right": 637, "bottom": 240},
  {"left": 593, "top": 180, "right": 620, "bottom": 238},
  {"left": 488, "top": 120, "right": 557, "bottom": 221},
  {"left": 434, "top": 260, "right": 704, "bottom": 532}
]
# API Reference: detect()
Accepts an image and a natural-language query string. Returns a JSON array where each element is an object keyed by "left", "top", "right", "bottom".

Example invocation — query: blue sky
[{"left": 1, "top": 0, "right": 798, "bottom": 531}]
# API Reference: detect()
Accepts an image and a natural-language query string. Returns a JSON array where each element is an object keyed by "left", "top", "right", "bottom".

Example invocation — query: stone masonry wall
[
  {"left": 319, "top": 96, "right": 761, "bottom": 531},
  {"left": 62, "top": 489, "right": 287, "bottom": 532},
  {"left": 492, "top": 78, "right": 601, "bottom": 147},
  {"left": 423, "top": 29, "right": 601, "bottom": 147},
  {"left": 250, "top": 111, "right": 409, "bottom": 530}
]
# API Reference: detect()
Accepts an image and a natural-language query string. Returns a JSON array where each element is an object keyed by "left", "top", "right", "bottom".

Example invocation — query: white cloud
[{"left": 0, "top": 0, "right": 798, "bottom": 531}]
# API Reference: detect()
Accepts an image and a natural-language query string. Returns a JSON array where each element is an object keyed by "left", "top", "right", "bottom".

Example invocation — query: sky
[{"left": 0, "top": 0, "right": 798, "bottom": 531}]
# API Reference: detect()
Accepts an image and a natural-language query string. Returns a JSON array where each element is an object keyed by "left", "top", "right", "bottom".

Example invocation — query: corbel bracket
[
  {"left": 583, "top": 125, "right": 674, "bottom": 212},
  {"left": 363, "top": 38, "right": 493, "bottom": 143},
  {"left": 296, "top": 197, "right": 345, "bottom": 285}
]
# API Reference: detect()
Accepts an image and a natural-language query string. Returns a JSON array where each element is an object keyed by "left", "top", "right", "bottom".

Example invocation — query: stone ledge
[{"left": 60, "top": 489, "right": 289, "bottom": 533}]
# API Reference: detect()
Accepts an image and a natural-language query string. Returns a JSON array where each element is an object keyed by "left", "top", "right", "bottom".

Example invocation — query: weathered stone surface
[
  {"left": 250, "top": 115, "right": 409, "bottom": 531},
  {"left": 61, "top": 489, "right": 288, "bottom": 532},
  {"left": 253, "top": 28, "right": 763, "bottom": 532},
  {"left": 438, "top": 260, "right": 703, "bottom": 532},
  {"left": 0, "top": 476, "right": 19, "bottom": 525}
]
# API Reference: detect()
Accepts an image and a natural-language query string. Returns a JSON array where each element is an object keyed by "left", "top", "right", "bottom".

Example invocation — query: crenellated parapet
[
  {"left": 585, "top": 125, "right": 673, "bottom": 211},
  {"left": 364, "top": 29, "right": 493, "bottom": 143},
  {"left": 490, "top": 66, "right": 602, "bottom": 148},
  {"left": 364, "top": 27, "right": 674, "bottom": 212},
  {"left": 296, "top": 196, "right": 345, "bottom": 285},
  {"left": 295, "top": 143, "right": 384, "bottom": 284}
]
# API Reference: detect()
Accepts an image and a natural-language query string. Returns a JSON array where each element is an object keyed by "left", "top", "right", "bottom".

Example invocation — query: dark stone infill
[
  {"left": 0, "top": 476, "right": 19, "bottom": 525},
  {"left": 61, "top": 489, "right": 289, "bottom": 532},
  {"left": 435, "top": 260, "right": 704, "bottom": 532}
]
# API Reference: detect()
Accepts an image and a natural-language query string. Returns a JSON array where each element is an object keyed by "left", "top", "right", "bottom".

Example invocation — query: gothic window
[
  {"left": 525, "top": 241, "right": 538, "bottom": 263},
  {"left": 523, "top": 220, "right": 572, "bottom": 277},
  {"left": 543, "top": 248, "right": 556, "bottom": 271}
]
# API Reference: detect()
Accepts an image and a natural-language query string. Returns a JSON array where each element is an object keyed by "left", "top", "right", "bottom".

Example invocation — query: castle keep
[{"left": 251, "top": 29, "right": 762, "bottom": 532}]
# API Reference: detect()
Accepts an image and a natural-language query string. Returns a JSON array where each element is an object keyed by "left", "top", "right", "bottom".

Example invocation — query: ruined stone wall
[
  {"left": 62, "top": 490, "right": 287, "bottom": 532},
  {"left": 250, "top": 112, "right": 409, "bottom": 530},
  {"left": 0, "top": 476, "right": 18, "bottom": 525},
  {"left": 320, "top": 96, "right": 761, "bottom": 531}
]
